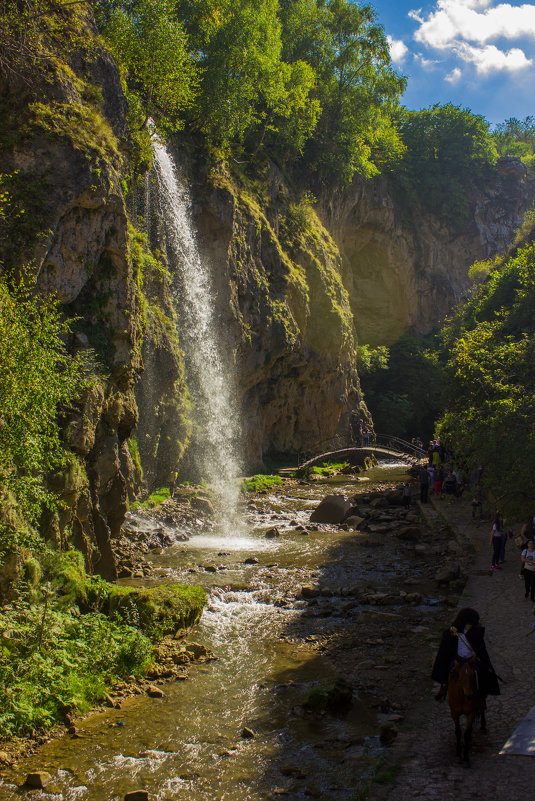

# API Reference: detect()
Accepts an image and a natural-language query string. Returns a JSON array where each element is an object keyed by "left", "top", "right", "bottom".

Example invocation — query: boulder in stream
[
  {"left": 24, "top": 772, "right": 52, "bottom": 789},
  {"left": 310, "top": 494, "right": 351, "bottom": 523}
]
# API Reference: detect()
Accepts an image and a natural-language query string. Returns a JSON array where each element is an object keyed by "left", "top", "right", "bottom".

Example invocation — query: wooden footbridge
[{"left": 279, "top": 434, "right": 426, "bottom": 475}]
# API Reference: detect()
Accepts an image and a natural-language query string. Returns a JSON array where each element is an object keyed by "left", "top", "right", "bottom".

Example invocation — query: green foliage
[
  {"left": 85, "top": 577, "right": 207, "bottom": 637},
  {"left": 0, "top": 171, "right": 51, "bottom": 265},
  {"left": 0, "top": 549, "right": 206, "bottom": 736},
  {"left": 95, "top": 0, "right": 198, "bottom": 130},
  {"left": 310, "top": 461, "right": 349, "bottom": 475},
  {"left": 438, "top": 242, "right": 535, "bottom": 516},
  {"left": 0, "top": 281, "right": 91, "bottom": 555},
  {"left": 396, "top": 103, "right": 498, "bottom": 222},
  {"left": 493, "top": 116, "right": 535, "bottom": 170},
  {"left": 361, "top": 334, "right": 445, "bottom": 441},
  {"left": 130, "top": 486, "right": 170, "bottom": 509},
  {"left": 355, "top": 343, "right": 389, "bottom": 375},
  {"left": 293, "top": 0, "right": 406, "bottom": 182},
  {"left": 30, "top": 101, "right": 118, "bottom": 159},
  {"left": 240, "top": 473, "right": 284, "bottom": 492}
]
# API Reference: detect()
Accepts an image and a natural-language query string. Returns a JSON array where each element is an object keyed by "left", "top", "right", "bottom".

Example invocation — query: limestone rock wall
[{"left": 321, "top": 157, "right": 535, "bottom": 345}]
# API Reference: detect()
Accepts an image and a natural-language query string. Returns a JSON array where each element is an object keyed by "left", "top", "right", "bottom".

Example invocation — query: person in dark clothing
[
  {"left": 431, "top": 607, "right": 500, "bottom": 701},
  {"left": 419, "top": 467, "right": 429, "bottom": 503}
]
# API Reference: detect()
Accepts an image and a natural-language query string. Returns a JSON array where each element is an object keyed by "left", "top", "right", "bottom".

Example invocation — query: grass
[
  {"left": 240, "top": 474, "right": 284, "bottom": 492},
  {"left": 310, "top": 461, "right": 350, "bottom": 476}
]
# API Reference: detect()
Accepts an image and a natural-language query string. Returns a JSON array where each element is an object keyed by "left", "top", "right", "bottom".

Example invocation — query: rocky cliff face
[
  {"left": 0, "top": 10, "right": 141, "bottom": 578},
  {"left": 321, "top": 157, "right": 535, "bottom": 346}
]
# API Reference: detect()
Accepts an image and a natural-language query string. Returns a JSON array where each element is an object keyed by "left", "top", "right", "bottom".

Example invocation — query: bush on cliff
[{"left": 0, "top": 280, "right": 90, "bottom": 557}]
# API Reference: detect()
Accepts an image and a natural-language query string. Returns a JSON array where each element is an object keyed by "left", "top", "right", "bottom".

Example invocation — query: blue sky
[{"left": 370, "top": 0, "right": 535, "bottom": 125}]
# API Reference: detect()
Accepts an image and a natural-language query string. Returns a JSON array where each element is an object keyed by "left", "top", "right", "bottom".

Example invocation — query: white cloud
[
  {"left": 445, "top": 67, "right": 463, "bottom": 82},
  {"left": 414, "top": 53, "right": 440, "bottom": 67},
  {"left": 387, "top": 35, "right": 408, "bottom": 63},
  {"left": 409, "top": 1, "right": 535, "bottom": 74},
  {"left": 455, "top": 42, "right": 533, "bottom": 72}
]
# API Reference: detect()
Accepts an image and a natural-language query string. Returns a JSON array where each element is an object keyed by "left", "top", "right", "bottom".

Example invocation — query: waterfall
[{"left": 151, "top": 132, "right": 242, "bottom": 533}]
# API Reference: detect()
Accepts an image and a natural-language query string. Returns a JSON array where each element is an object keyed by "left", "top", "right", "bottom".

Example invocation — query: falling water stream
[{"left": 151, "top": 132, "right": 242, "bottom": 533}]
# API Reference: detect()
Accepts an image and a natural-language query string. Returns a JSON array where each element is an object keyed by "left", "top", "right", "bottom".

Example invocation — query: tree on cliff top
[
  {"left": 94, "top": 0, "right": 198, "bottom": 129},
  {"left": 397, "top": 103, "right": 498, "bottom": 222}
]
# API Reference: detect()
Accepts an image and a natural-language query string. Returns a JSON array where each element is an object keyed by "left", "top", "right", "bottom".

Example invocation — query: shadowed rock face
[
  {"left": 0, "top": 14, "right": 140, "bottom": 580},
  {"left": 320, "top": 158, "right": 535, "bottom": 346}
]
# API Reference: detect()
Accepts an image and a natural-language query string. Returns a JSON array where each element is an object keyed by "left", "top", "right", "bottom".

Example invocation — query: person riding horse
[{"left": 432, "top": 607, "right": 500, "bottom": 701}]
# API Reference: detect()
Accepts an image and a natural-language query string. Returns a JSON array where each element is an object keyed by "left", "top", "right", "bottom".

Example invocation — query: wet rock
[
  {"left": 370, "top": 496, "right": 389, "bottom": 508},
  {"left": 265, "top": 527, "right": 280, "bottom": 538},
  {"left": 395, "top": 526, "right": 423, "bottom": 541},
  {"left": 310, "top": 494, "right": 351, "bottom": 523},
  {"left": 386, "top": 491, "right": 404, "bottom": 505},
  {"left": 118, "top": 567, "right": 134, "bottom": 578},
  {"left": 24, "top": 773, "right": 52, "bottom": 789},
  {"left": 146, "top": 685, "right": 164, "bottom": 698},
  {"left": 358, "top": 609, "right": 402, "bottom": 624},
  {"left": 241, "top": 726, "right": 255, "bottom": 739},
  {"left": 379, "top": 723, "right": 398, "bottom": 746},
  {"left": 344, "top": 515, "right": 365, "bottom": 529},
  {"left": 405, "top": 592, "right": 423, "bottom": 604},
  {"left": 327, "top": 678, "right": 353, "bottom": 711},
  {"left": 184, "top": 642, "right": 210, "bottom": 659},
  {"left": 244, "top": 557, "right": 259, "bottom": 565},
  {"left": 280, "top": 764, "right": 307, "bottom": 779},
  {"left": 358, "top": 533, "right": 384, "bottom": 547},
  {"left": 300, "top": 585, "right": 320, "bottom": 599},
  {"left": 203, "top": 565, "right": 218, "bottom": 573},
  {"left": 190, "top": 496, "right": 214, "bottom": 516},
  {"left": 125, "top": 792, "right": 150, "bottom": 801},
  {"left": 435, "top": 563, "right": 461, "bottom": 584}
]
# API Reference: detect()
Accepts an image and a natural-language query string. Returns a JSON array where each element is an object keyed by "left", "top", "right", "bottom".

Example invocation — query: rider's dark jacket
[{"left": 431, "top": 624, "right": 500, "bottom": 695}]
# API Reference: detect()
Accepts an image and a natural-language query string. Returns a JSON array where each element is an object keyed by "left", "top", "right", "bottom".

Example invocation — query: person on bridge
[{"left": 432, "top": 607, "right": 500, "bottom": 702}]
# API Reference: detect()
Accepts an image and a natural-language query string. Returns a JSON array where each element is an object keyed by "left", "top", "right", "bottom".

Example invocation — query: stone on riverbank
[{"left": 125, "top": 792, "right": 149, "bottom": 801}]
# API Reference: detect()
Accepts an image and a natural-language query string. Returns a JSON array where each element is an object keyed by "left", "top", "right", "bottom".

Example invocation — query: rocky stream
[{"left": 0, "top": 463, "right": 472, "bottom": 801}]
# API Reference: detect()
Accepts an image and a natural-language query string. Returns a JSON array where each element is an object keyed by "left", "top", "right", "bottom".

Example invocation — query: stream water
[{"left": 0, "top": 463, "right": 423, "bottom": 801}]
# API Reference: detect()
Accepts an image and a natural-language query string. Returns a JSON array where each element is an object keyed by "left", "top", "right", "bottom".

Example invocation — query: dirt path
[{"left": 368, "top": 496, "right": 534, "bottom": 801}]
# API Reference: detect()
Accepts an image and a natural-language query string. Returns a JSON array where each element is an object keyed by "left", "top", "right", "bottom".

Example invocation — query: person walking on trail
[
  {"left": 419, "top": 466, "right": 429, "bottom": 503},
  {"left": 521, "top": 540, "right": 535, "bottom": 601},
  {"left": 490, "top": 512, "right": 504, "bottom": 570},
  {"left": 434, "top": 465, "right": 444, "bottom": 499},
  {"left": 403, "top": 483, "right": 412, "bottom": 509},
  {"left": 432, "top": 607, "right": 500, "bottom": 702}
]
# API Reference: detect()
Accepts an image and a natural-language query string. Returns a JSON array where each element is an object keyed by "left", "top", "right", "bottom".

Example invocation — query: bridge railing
[{"left": 374, "top": 433, "right": 426, "bottom": 459}]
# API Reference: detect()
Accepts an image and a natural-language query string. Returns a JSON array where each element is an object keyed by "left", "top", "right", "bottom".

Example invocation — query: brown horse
[{"left": 447, "top": 659, "right": 486, "bottom": 765}]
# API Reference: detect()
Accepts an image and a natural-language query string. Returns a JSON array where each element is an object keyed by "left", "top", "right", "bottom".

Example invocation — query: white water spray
[{"left": 151, "top": 132, "right": 242, "bottom": 533}]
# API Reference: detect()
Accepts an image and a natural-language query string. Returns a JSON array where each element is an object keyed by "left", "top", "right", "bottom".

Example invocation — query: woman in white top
[{"left": 521, "top": 540, "right": 535, "bottom": 601}]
